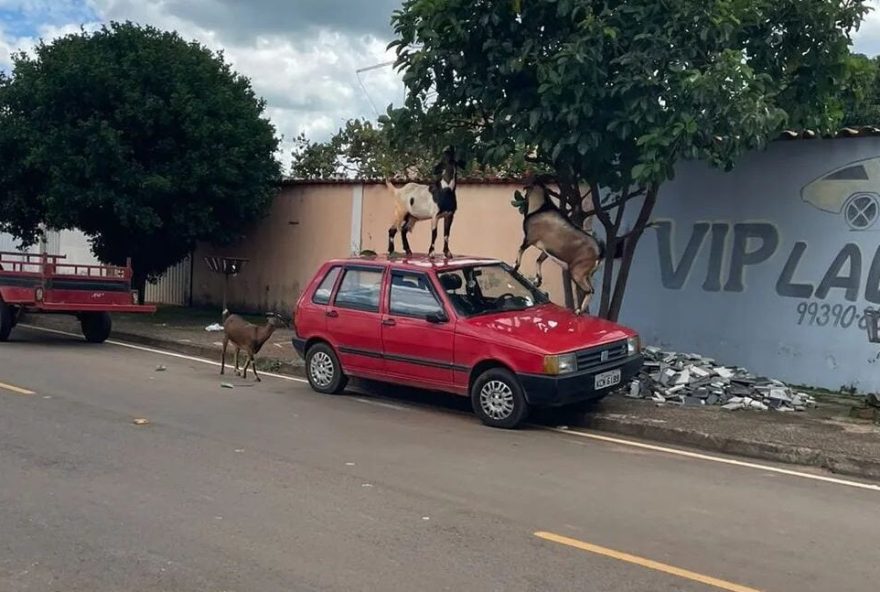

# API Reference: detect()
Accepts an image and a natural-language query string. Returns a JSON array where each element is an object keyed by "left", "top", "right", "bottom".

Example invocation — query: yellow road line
[
  {"left": 0, "top": 380, "right": 35, "bottom": 395},
  {"left": 535, "top": 531, "right": 762, "bottom": 592}
]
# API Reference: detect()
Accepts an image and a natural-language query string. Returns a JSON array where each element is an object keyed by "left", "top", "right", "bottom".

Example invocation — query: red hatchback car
[{"left": 292, "top": 254, "right": 642, "bottom": 428}]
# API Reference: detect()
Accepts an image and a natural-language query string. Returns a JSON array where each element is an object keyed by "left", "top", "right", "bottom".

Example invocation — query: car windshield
[{"left": 436, "top": 263, "right": 549, "bottom": 317}]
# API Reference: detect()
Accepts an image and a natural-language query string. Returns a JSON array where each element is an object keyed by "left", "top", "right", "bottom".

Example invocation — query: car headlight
[
  {"left": 544, "top": 353, "right": 578, "bottom": 375},
  {"left": 627, "top": 335, "right": 641, "bottom": 356}
]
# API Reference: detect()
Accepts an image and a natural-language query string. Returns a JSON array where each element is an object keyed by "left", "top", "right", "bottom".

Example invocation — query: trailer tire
[
  {"left": 80, "top": 312, "right": 112, "bottom": 343},
  {"left": 0, "top": 303, "right": 14, "bottom": 342}
]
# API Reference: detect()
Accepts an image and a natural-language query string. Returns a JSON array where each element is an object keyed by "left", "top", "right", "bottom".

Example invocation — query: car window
[
  {"left": 312, "top": 266, "right": 341, "bottom": 305},
  {"left": 334, "top": 267, "right": 383, "bottom": 312},
  {"left": 437, "top": 264, "right": 547, "bottom": 317},
  {"left": 389, "top": 272, "right": 444, "bottom": 317}
]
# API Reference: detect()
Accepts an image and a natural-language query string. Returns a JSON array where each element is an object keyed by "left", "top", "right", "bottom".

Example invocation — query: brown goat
[
  {"left": 513, "top": 175, "right": 609, "bottom": 314},
  {"left": 220, "top": 309, "right": 287, "bottom": 382}
]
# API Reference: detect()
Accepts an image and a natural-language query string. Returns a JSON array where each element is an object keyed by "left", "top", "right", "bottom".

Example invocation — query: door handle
[
  {"left": 382, "top": 318, "right": 396, "bottom": 326},
  {"left": 326, "top": 310, "right": 338, "bottom": 318}
]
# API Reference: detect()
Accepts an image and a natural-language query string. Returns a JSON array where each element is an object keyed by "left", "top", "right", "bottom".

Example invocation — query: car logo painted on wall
[{"left": 801, "top": 156, "right": 880, "bottom": 231}]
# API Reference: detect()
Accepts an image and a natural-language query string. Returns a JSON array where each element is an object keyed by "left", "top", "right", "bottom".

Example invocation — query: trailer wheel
[
  {"left": 80, "top": 312, "right": 112, "bottom": 343},
  {"left": 0, "top": 303, "right": 14, "bottom": 342}
]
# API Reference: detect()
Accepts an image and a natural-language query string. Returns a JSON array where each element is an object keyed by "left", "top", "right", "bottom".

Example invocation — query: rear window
[
  {"left": 334, "top": 267, "right": 383, "bottom": 312},
  {"left": 312, "top": 266, "right": 341, "bottom": 305}
]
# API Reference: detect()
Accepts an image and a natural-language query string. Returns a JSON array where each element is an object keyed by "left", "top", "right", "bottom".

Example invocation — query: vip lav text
[{"left": 655, "top": 220, "right": 880, "bottom": 303}]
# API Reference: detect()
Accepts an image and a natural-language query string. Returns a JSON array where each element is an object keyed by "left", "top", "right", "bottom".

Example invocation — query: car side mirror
[{"left": 425, "top": 312, "right": 448, "bottom": 324}]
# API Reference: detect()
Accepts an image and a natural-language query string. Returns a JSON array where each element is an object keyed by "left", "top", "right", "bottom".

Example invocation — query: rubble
[{"left": 628, "top": 348, "right": 818, "bottom": 412}]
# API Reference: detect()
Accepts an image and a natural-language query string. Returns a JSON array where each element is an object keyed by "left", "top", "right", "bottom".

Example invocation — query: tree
[
  {"left": 0, "top": 22, "right": 281, "bottom": 302},
  {"left": 389, "top": 0, "right": 869, "bottom": 320},
  {"left": 841, "top": 53, "right": 880, "bottom": 126},
  {"left": 291, "top": 114, "right": 533, "bottom": 180}
]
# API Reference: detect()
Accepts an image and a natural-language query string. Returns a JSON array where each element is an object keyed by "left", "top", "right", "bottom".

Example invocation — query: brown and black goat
[
  {"left": 220, "top": 309, "right": 288, "bottom": 382},
  {"left": 386, "top": 146, "right": 465, "bottom": 257},
  {"left": 513, "top": 175, "right": 619, "bottom": 314}
]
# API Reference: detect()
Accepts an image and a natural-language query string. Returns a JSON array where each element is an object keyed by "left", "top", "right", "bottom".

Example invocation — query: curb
[
  {"left": 581, "top": 414, "right": 880, "bottom": 482},
  {"left": 22, "top": 320, "right": 880, "bottom": 483}
]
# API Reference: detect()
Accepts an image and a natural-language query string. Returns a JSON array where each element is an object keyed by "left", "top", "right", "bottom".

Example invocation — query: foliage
[
  {"left": 389, "top": 0, "right": 869, "bottom": 319},
  {"left": 841, "top": 53, "right": 880, "bottom": 127},
  {"left": 291, "top": 113, "right": 535, "bottom": 180},
  {"left": 0, "top": 22, "right": 281, "bottom": 300}
]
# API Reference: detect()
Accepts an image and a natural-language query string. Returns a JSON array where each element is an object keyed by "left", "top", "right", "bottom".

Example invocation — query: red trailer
[{"left": 0, "top": 251, "right": 156, "bottom": 343}]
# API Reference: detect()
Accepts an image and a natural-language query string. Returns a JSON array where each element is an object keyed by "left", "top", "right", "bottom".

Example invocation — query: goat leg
[
  {"left": 251, "top": 358, "right": 261, "bottom": 382},
  {"left": 534, "top": 251, "right": 549, "bottom": 287},
  {"left": 401, "top": 219, "right": 413, "bottom": 255},
  {"left": 571, "top": 273, "right": 595, "bottom": 315},
  {"left": 233, "top": 348, "right": 241, "bottom": 376},
  {"left": 387, "top": 226, "right": 398, "bottom": 254},
  {"left": 428, "top": 214, "right": 439, "bottom": 256},
  {"left": 514, "top": 240, "right": 530, "bottom": 272},
  {"left": 442, "top": 214, "right": 454, "bottom": 258},
  {"left": 221, "top": 337, "right": 228, "bottom": 374}
]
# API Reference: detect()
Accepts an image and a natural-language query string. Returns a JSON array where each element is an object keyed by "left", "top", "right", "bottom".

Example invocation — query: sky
[{"left": 2, "top": 0, "right": 880, "bottom": 171}]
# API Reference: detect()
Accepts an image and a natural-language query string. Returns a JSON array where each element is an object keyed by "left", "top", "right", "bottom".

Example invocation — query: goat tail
[
  {"left": 384, "top": 178, "right": 397, "bottom": 194},
  {"left": 222, "top": 308, "right": 230, "bottom": 322}
]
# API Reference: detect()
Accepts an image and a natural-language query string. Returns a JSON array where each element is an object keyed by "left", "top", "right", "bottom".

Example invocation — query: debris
[
  {"left": 628, "top": 347, "right": 819, "bottom": 413},
  {"left": 421, "top": 516, "right": 430, "bottom": 521},
  {"left": 221, "top": 382, "right": 234, "bottom": 389},
  {"left": 205, "top": 323, "right": 224, "bottom": 332},
  {"left": 155, "top": 365, "right": 167, "bottom": 372},
  {"left": 361, "top": 483, "right": 373, "bottom": 488},
  {"left": 345, "top": 462, "right": 356, "bottom": 466},
  {"left": 132, "top": 418, "right": 150, "bottom": 425},
  {"left": 234, "top": 449, "right": 244, "bottom": 453}
]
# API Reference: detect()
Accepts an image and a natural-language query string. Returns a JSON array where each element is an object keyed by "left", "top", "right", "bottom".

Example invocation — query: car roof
[{"left": 326, "top": 253, "right": 504, "bottom": 271}]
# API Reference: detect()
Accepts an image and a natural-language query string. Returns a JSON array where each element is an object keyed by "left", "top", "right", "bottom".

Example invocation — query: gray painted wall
[{"left": 616, "top": 137, "right": 880, "bottom": 393}]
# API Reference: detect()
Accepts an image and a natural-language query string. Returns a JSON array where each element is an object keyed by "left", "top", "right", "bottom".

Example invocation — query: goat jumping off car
[
  {"left": 513, "top": 174, "right": 620, "bottom": 315},
  {"left": 220, "top": 309, "right": 287, "bottom": 382},
  {"left": 386, "top": 146, "right": 465, "bottom": 258}
]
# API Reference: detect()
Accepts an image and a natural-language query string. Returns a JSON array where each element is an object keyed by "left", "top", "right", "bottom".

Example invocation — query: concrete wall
[
  {"left": 617, "top": 137, "right": 880, "bottom": 392},
  {"left": 191, "top": 181, "right": 563, "bottom": 313}
]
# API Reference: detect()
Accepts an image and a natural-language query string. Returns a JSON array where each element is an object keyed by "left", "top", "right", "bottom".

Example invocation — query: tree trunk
[{"left": 607, "top": 187, "right": 658, "bottom": 321}]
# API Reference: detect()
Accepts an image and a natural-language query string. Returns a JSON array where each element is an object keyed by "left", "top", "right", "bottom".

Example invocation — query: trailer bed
[{"left": 0, "top": 251, "right": 156, "bottom": 343}]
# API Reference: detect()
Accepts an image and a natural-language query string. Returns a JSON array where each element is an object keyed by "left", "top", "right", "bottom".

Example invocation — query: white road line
[
  {"left": 21, "top": 323, "right": 880, "bottom": 492},
  {"left": 354, "top": 397, "right": 410, "bottom": 411},
  {"left": 546, "top": 427, "right": 880, "bottom": 492}
]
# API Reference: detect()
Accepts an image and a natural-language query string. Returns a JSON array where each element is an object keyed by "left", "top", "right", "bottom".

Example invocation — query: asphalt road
[{"left": 1, "top": 326, "right": 878, "bottom": 592}]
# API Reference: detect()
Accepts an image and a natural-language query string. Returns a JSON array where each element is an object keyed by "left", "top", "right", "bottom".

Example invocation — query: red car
[{"left": 292, "top": 254, "right": 642, "bottom": 429}]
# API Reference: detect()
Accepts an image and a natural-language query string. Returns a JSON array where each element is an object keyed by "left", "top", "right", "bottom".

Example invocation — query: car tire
[
  {"left": 471, "top": 367, "right": 530, "bottom": 429},
  {"left": 80, "top": 312, "right": 112, "bottom": 343},
  {"left": 305, "top": 342, "right": 348, "bottom": 394},
  {"left": 0, "top": 302, "right": 14, "bottom": 342}
]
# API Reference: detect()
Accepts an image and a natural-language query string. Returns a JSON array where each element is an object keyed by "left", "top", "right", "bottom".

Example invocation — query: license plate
[{"left": 594, "top": 369, "right": 621, "bottom": 390}]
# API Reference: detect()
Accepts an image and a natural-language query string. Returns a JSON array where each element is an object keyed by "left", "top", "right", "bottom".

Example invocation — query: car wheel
[
  {"left": 0, "top": 303, "right": 14, "bottom": 342},
  {"left": 471, "top": 367, "right": 529, "bottom": 429},
  {"left": 80, "top": 312, "right": 112, "bottom": 343},
  {"left": 306, "top": 342, "right": 348, "bottom": 394}
]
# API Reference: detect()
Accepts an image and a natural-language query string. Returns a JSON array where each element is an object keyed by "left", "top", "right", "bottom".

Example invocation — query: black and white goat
[
  {"left": 386, "top": 146, "right": 465, "bottom": 257},
  {"left": 513, "top": 174, "right": 619, "bottom": 314}
]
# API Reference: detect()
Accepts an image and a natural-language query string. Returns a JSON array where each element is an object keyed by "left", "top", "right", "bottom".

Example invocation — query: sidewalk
[{"left": 21, "top": 305, "right": 880, "bottom": 482}]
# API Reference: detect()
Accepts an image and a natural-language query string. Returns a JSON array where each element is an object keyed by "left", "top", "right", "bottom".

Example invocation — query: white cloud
[
  {"left": 84, "top": 0, "right": 404, "bottom": 170},
  {"left": 854, "top": 1, "right": 880, "bottom": 55}
]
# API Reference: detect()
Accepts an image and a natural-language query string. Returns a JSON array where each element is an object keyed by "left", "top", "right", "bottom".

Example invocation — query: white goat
[
  {"left": 220, "top": 309, "right": 287, "bottom": 382},
  {"left": 386, "top": 146, "right": 464, "bottom": 257}
]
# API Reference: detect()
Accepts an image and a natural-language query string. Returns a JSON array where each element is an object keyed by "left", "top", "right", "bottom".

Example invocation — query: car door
[
  {"left": 326, "top": 264, "right": 386, "bottom": 375},
  {"left": 381, "top": 270, "right": 455, "bottom": 388}
]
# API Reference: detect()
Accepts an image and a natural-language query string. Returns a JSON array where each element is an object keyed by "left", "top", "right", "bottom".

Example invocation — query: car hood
[{"left": 460, "top": 303, "right": 634, "bottom": 355}]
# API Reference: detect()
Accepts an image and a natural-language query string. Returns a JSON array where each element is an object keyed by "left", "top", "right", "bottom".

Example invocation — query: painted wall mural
[{"left": 616, "top": 138, "right": 880, "bottom": 393}]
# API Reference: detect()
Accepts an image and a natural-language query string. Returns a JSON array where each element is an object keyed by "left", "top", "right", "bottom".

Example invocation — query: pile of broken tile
[{"left": 626, "top": 346, "right": 818, "bottom": 412}]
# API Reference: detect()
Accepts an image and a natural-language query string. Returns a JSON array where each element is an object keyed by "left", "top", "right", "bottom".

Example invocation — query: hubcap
[
  {"left": 479, "top": 380, "right": 515, "bottom": 421},
  {"left": 310, "top": 351, "right": 335, "bottom": 388}
]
